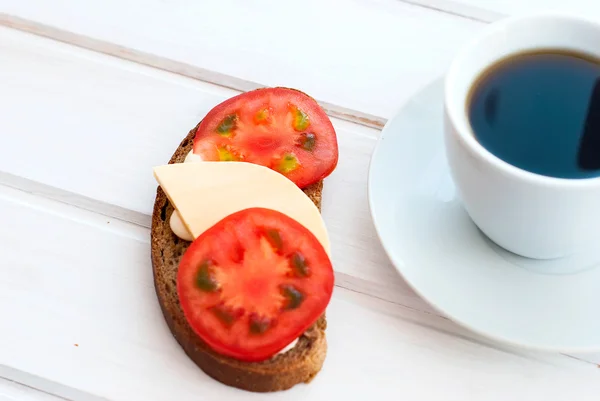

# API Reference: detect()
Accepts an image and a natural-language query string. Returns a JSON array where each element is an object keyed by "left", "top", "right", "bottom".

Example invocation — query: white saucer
[{"left": 368, "top": 78, "right": 600, "bottom": 352}]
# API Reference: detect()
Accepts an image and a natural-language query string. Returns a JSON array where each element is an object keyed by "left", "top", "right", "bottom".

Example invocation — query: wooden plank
[
  {"left": 0, "top": 378, "right": 67, "bottom": 401},
  {"left": 395, "top": 0, "right": 502, "bottom": 22},
  {"left": 0, "top": 184, "right": 598, "bottom": 401},
  {"left": 0, "top": 0, "right": 484, "bottom": 120}
]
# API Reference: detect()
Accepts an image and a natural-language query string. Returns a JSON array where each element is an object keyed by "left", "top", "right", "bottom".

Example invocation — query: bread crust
[{"left": 150, "top": 123, "right": 327, "bottom": 392}]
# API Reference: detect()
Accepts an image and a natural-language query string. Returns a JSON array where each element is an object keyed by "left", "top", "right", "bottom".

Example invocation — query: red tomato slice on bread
[
  {"left": 177, "top": 207, "right": 334, "bottom": 362},
  {"left": 193, "top": 87, "right": 339, "bottom": 188}
]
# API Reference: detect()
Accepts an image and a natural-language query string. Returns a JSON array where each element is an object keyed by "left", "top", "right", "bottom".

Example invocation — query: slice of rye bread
[{"left": 150, "top": 122, "right": 328, "bottom": 392}]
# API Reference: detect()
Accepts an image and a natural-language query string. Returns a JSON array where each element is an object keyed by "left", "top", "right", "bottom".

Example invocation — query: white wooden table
[{"left": 1, "top": 1, "right": 600, "bottom": 400}]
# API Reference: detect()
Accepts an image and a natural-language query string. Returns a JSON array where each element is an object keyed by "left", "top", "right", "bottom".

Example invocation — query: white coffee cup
[{"left": 444, "top": 13, "right": 600, "bottom": 260}]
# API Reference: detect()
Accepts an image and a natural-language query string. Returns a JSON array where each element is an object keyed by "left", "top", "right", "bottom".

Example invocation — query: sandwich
[{"left": 150, "top": 87, "right": 339, "bottom": 392}]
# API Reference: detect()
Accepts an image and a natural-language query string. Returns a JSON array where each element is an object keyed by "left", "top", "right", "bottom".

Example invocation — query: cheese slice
[{"left": 153, "top": 161, "right": 331, "bottom": 253}]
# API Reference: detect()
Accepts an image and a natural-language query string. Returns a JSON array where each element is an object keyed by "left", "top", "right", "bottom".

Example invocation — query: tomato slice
[
  {"left": 193, "top": 87, "right": 339, "bottom": 188},
  {"left": 177, "top": 207, "right": 334, "bottom": 362}
]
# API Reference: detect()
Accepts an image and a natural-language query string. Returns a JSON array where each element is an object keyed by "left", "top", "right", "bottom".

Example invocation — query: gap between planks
[
  {"left": 0, "top": 13, "right": 385, "bottom": 130},
  {"left": 0, "top": 370, "right": 98, "bottom": 401},
  {"left": 394, "top": 0, "right": 504, "bottom": 23}
]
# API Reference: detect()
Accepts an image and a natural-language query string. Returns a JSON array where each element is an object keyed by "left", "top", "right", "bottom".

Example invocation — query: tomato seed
[
  {"left": 216, "top": 114, "right": 238, "bottom": 136},
  {"left": 277, "top": 153, "right": 299, "bottom": 174},
  {"left": 231, "top": 243, "right": 245, "bottom": 263},
  {"left": 266, "top": 229, "right": 283, "bottom": 252},
  {"left": 291, "top": 252, "right": 309, "bottom": 277},
  {"left": 195, "top": 260, "right": 219, "bottom": 292},
  {"left": 297, "top": 132, "right": 316, "bottom": 151},
  {"left": 281, "top": 285, "right": 304, "bottom": 310},
  {"left": 255, "top": 108, "right": 270, "bottom": 124},
  {"left": 212, "top": 305, "right": 237, "bottom": 326},
  {"left": 217, "top": 147, "right": 238, "bottom": 161},
  {"left": 249, "top": 314, "right": 271, "bottom": 334},
  {"left": 292, "top": 106, "right": 310, "bottom": 131}
]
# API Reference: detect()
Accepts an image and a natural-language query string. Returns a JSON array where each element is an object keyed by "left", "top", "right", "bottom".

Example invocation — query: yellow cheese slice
[{"left": 153, "top": 161, "right": 330, "bottom": 253}]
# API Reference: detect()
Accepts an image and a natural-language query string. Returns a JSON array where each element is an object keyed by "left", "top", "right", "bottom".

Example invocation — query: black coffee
[{"left": 468, "top": 50, "right": 600, "bottom": 178}]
